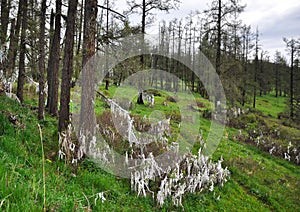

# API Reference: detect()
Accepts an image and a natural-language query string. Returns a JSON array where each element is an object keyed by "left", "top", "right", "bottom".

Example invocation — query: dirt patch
[
  {"left": 196, "top": 100, "right": 206, "bottom": 108},
  {"left": 166, "top": 96, "right": 178, "bottom": 103}
]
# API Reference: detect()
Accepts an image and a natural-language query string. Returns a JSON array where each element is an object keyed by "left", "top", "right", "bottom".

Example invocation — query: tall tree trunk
[
  {"left": 259, "top": 52, "right": 263, "bottom": 96},
  {"left": 159, "top": 24, "right": 165, "bottom": 90},
  {"left": 191, "top": 27, "right": 196, "bottom": 92},
  {"left": 82, "top": 0, "right": 97, "bottom": 65},
  {"left": 59, "top": 0, "right": 78, "bottom": 132},
  {"left": 253, "top": 55, "right": 258, "bottom": 108},
  {"left": 253, "top": 28, "right": 259, "bottom": 109},
  {"left": 104, "top": 0, "right": 109, "bottom": 90},
  {"left": 216, "top": 0, "right": 221, "bottom": 76},
  {"left": 290, "top": 46, "right": 294, "bottom": 118},
  {"left": 80, "top": 0, "right": 97, "bottom": 152},
  {"left": 136, "top": 0, "right": 146, "bottom": 104},
  {"left": 77, "top": 0, "right": 84, "bottom": 54},
  {"left": 1, "top": 0, "right": 11, "bottom": 76},
  {"left": 47, "top": 0, "right": 62, "bottom": 116},
  {"left": 0, "top": 0, "right": 10, "bottom": 44},
  {"left": 46, "top": 9, "right": 55, "bottom": 108},
  {"left": 241, "top": 28, "right": 249, "bottom": 106},
  {"left": 214, "top": 0, "right": 222, "bottom": 108},
  {"left": 141, "top": 0, "right": 146, "bottom": 34},
  {"left": 17, "top": 0, "right": 27, "bottom": 103},
  {"left": 27, "top": 0, "right": 37, "bottom": 80},
  {"left": 38, "top": 0, "right": 46, "bottom": 120},
  {"left": 275, "top": 64, "right": 278, "bottom": 98},
  {"left": 176, "top": 22, "right": 182, "bottom": 93},
  {"left": 279, "top": 83, "right": 282, "bottom": 97},
  {"left": 7, "top": 0, "right": 22, "bottom": 80},
  {"left": 5, "top": 18, "right": 15, "bottom": 77},
  {"left": 241, "top": 71, "right": 246, "bottom": 105}
]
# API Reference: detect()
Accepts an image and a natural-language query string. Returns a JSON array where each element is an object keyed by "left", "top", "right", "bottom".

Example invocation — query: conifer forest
[{"left": 0, "top": 0, "right": 299, "bottom": 211}]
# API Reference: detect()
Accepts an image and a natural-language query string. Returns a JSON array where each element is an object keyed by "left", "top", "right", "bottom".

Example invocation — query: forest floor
[{"left": 0, "top": 86, "right": 299, "bottom": 211}]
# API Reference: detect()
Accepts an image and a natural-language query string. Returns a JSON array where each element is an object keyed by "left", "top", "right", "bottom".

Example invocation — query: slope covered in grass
[{"left": 0, "top": 93, "right": 299, "bottom": 211}]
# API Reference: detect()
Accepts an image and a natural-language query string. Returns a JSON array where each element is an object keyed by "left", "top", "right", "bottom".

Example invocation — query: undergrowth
[{"left": 0, "top": 90, "right": 299, "bottom": 211}]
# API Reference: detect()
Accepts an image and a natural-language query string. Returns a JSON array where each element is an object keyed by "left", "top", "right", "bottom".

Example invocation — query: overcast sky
[
  {"left": 119, "top": 0, "right": 300, "bottom": 62},
  {"left": 240, "top": 0, "right": 300, "bottom": 60}
]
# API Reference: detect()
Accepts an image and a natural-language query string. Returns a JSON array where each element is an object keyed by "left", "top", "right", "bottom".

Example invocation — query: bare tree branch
[{"left": 97, "top": 4, "right": 126, "bottom": 19}]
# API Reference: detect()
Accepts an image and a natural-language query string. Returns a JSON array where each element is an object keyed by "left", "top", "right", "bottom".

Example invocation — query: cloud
[
  {"left": 262, "top": 6, "right": 300, "bottom": 38},
  {"left": 122, "top": 0, "right": 299, "bottom": 59},
  {"left": 255, "top": 5, "right": 300, "bottom": 59},
  {"left": 239, "top": 0, "right": 300, "bottom": 58}
]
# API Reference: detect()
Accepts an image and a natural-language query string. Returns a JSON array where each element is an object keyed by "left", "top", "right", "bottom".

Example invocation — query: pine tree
[
  {"left": 38, "top": 0, "right": 46, "bottom": 120},
  {"left": 59, "top": 0, "right": 78, "bottom": 131},
  {"left": 47, "top": 0, "right": 62, "bottom": 116},
  {"left": 79, "top": 0, "right": 98, "bottom": 151},
  {"left": 283, "top": 38, "right": 300, "bottom": 119},
  {"left": 16, "top": 0, "right": 28, "bottom": 103}
]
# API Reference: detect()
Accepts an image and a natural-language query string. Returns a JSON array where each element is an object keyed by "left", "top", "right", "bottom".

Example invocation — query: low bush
[{"left": 145, "top": 89, "right": 162, "bottom": 96}]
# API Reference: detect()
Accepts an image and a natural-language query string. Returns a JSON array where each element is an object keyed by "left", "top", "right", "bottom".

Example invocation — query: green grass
[
  {"left": 0, "top": 88, "right": 300, "bottom": 211},
  {"left": 246, "top": 94, "right": 288, "bottom": 118},
  {"left": 238, "top": 93, "right": 300, "bottom": 153},
  {"left": 214, "top": 134, "right": 300, "bottom": 211}
]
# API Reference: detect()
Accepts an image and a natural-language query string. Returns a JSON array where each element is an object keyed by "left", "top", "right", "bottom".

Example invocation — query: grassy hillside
[{"left": 0, "top": 90, "right": 299, "bottom": 211}]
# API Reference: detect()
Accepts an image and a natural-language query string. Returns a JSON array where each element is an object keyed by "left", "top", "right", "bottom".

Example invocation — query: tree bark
[
  {"left": 214, "top": 0, "right": 222, "bottom": 108},
  {"left": 77, "top": 0, "right": 84, "bottom": 54},
  {"left": 259, "top": 52, "right": 264, "bottom": 96},
  {"left": 59, "top": 0, "right": 78, "bottom": 132},
  {"left": 5, "top": 0, "right": 20, "bottom": 80},
  {"left": 104, "top": 0, "right": 109, "bottom": 90},
  {"left": 241, "top": 27, "right": 249, "bottom": 106},
  {"left": 38, "top": 0, "right": 46, "bottom": 120},
  {"left": 46, "top": 9, "right": 55, "bottom": 109},
  {"left": 290, "top": 44, "right": 294, "bottom": 118},
  {"left": 137, "top": 92, "right": 144, "bottom": 104},
  {"left": 141, "top": 0, "right": 146, "bottom": 34},
  {"left": 5, "top": 18, "right": 15, "bottom": 78},
  {"left": 253, "top": 28, "right": 259, "bottom": 108},
  {"left": 0, "top": 0, "right": 10, "bottom": 76},
  {"left": 80, "top": 0, "right": 97, "bottom": 148},
  {"left": 47, "top": 0, "right": 62, "bottom": 116},
  {"left": 0, "top": 0, "right": 10, "bottom": 45},
  {"left": 136, "top": 0, "right": 146, "bottom": 104},
  {"left": 275, "top": 64, "right": 278, "bottom": 98},
  {"left": 253, "top": 55, "right": 258, "bottom": 109},
  {"left": 16, "top": 0, "right": 28, "bottom": 103},
  {"left": 216, "top": 0, "right": 221, "bottom": 76}
]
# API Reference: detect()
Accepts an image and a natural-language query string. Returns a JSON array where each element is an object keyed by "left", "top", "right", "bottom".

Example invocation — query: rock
[{"left": 1, "top": 110, "right": 24, "bottom": 129}]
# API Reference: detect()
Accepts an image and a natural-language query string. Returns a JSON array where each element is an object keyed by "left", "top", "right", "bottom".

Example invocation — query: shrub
[
  {"left": 277, "top": 112, "right": 289, "bottom": 120},
  {"left": 96, "top": 110, "right": 124, "bottom": 149},
  {"left": 130, "top": 114, "right": 151, "bottom": 132},
  {"left": 241, "top": 113, "right": 257, "bottom": 124},
  {"left": 167, "top": 110, "right": 181, "bottom": 123},
  {"left": 145, "top": 89, "right": 162, "bottom": 96}
]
